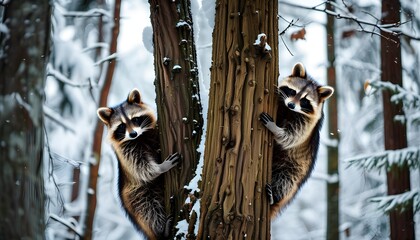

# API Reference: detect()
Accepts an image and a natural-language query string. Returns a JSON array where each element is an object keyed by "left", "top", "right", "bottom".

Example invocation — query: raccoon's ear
[
  {"left": 97, "top": 107, "right": 113, "bottom": 124},
  {"left": 127, "top": 88, "right": 142, "bottom": 104},
  {"left": 318, "top": 86, "right": 334, "bottom": 102},
  {"left": 291, "top": 62, "right": 306, "bottom": 78}
]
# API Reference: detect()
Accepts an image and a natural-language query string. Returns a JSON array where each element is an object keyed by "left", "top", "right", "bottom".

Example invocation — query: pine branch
[
  {"left": 346, "top": 147, "right": 420, "bottom": 171},
  {"left": 370, "top": 189, "right": 420, "bottom": 213},
  {"left": 367, "top": 80, "right": 420, "bottom": 107}
]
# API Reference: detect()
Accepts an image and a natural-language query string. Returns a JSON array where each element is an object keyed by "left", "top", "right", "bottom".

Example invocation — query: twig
[
  {"left": 93, "top": 53, "right": 118, "bottom": 66},
  {"left": 48, "top": 214, "right": 82, "bottom": 237}
]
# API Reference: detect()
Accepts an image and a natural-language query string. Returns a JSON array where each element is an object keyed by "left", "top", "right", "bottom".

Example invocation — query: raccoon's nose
[
  {"left": 287, "top": 102, "right": 296, "bottom": 109},
  {"left": 129, "top": 131, "right": 138, "bottom": 138}
]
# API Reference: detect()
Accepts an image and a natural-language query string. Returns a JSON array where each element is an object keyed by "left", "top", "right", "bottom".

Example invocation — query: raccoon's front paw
[
  {"left": 259, "top": 112, "right": 274, "bottom": 125},
  {"left": 160, "top": 153, "right": 181, "bottom": 173}
]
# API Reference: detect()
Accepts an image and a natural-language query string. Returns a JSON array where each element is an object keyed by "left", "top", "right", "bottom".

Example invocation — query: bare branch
[
  {"left": 60, "top": 8, "right": 112, "bottom": 18},
  {"left": 47, "top": 64, "right": 94, "bottom": 88},
  {"left": 48, "top": 214, "right": 82, "bottom": 237},
  {"left": 279, "top": 1, "right": 420, "bottom": 41},
  {"left": 44, "top": 105, "right": 77, "bottom": 133}
]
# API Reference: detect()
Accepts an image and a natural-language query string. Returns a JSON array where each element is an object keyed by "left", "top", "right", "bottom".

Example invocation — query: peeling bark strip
[
  {"left": 149, "top": 0, "right": 203, "bottom": 237},
  {"left": 0, "top": 1, "right": 51, "bottom": 239},
  {"left": 198, "top": 1, "right": 279, "bottom": 239}
]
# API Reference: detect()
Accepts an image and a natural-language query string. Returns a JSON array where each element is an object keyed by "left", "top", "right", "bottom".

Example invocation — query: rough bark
[
  {"left": 149, "top": 0, "right": 203, "bottom": 238},
  {"left": 197, "top": 0, "right": 278, "bottom": 239},
  {"left": 380, "top": 1, "right": 414, "bottom": 239},
  {"left": 326, "top": 1, "right": 340, "bottom": 239},
  {"left": 83, "top": 0, "right": 121, "bottom": 239},
  {"left": 0, "top": 1, "right": 51, "bottom": 238}
]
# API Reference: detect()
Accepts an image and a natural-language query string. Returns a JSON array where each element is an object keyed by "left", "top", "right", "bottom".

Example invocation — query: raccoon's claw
[
  {"left": 260, "top": 112, "right": 274, "bottom": 125},
  {"left": 160, "top": 153, "right": 181, "bottom": 173},
  {"left": 266, "top": 183, "right": 274, "bottom": 205},
  {"left": 164, "top": 215, "right": 174, "bottom": 238}
]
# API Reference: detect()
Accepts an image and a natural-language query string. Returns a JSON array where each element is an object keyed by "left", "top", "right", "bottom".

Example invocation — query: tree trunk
[
  {"left": 149, "top": 0, "right": 203, "bottom": 238},
  {"left": 83, "top": 0, "right": 121, "bottom": 239},
  {"left": 0, "top": 1, "right": 51, "bottom": 238},
  {"left": 197, "top": 0, "right": 278, "bottom": 239},
  {"left": 325, "top": 1, "right": 340, "bottom": 240},
  {"left": 380, "top": 1, "right": 414, "bottom": 239}
]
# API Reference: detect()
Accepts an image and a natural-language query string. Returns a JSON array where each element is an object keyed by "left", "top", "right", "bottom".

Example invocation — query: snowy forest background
[{"left": 1, "top": 0, "right": 419, "bottom": 239}]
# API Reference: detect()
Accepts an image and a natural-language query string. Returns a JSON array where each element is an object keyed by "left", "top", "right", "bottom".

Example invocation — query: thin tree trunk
[
  {"left": 0, "top": 1, "right": 51, "bottom": 238},
  {"left": 83, "top": 0, "right": 121, "bottom": 239},
  {"left": 149, "top": 0, "right": 203, "bottom": 237},
  {"left": 380, "top": 1, "right": 414, "bottom": 239},
  {"left": 325, "top": 1, "right": 340, "bottom": 239},
  {"left": 197, "top": 0, "right": 278, "bottom": 239}
]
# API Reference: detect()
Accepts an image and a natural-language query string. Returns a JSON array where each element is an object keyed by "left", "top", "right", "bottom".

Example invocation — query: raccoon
[
  {"left": 97, "top": 88, "right": 179, "bottom": 240},
  {"left": 260, "top": 63, "right": 334, "bottom": 218}
]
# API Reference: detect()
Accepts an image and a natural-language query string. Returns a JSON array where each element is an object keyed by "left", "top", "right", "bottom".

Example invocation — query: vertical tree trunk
[
  {"left": 197, "top": 0, "right": 278, "bottom": 239},
  {"left": 380, "top": 1, "right": 414, "bottom": 239},
  {"left": 325, "top": 1, "right": 340, "bottom": 240},
  {"left": 0, "top": 1, "right": 51, "bottom": 238},
  {"left": 149, "top": 0, "right": 203, "bottom": 237},
  {"left": 83, "top": 0, "right": 121, "bottom": 239}
]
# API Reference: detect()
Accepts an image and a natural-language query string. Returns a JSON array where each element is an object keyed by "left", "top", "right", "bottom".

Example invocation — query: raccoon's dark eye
[
  {"left": 300, "top": 98, "right": 313, "bottom": 112},
  {"left": 132, "top": 116, "right": 148, "bottom": 126},
  {"left": 114, "top": 123, "right": 126, "bottom": 141}
]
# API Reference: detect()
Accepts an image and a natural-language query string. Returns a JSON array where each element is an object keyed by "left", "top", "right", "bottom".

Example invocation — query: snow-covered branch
[
  {"left": 370, "top": 189, "right": 420, "bottom": 213},
  {"left": 44, "top": 105, "right": 77, "bottom": 133},
  {"left": 346, "top": 146, "right": 420, "bottom": 171},
  {"left": 47, "top": 64, "right": 94, "bottom": 88},
  {"left": 82, "top": 42, "right": 109, "bottom": 53},
  {"left": 94, "top": 53, "right": 118, "bottom": 66},
  {"left": 60, "top": 8, "right": 112, "bottom": 18},
  {"left": 279, "top": 1, "right": 420, "bottom": 41},
  {"left": 367, "top": 80, "right": 420, "bottom": 107}
]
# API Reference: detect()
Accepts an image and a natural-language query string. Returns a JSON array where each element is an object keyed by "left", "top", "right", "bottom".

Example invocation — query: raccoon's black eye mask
[
  {"left": 132, "top": 116, "right": 149, "bottom": 127},
  {"left": 279, "top": 86, "right": 296, "bottom": 97}
]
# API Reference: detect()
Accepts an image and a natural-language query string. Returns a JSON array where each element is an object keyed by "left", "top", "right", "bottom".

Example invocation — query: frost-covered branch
[
  {"left": 82, "top": 42, "right": 109, "bottom": 53},
  {"left": 93, "top": 53, "right": 118, "bottom": 66},
  {"left": 346, "top": 146, "right": 420, "bottom": 171},
  {"left": 279, "top": 1, "right": 420, "bottom": 41},
  {"left": 60, "top": 8, "right": 112, "bottom": 18},
  {"left": 370, "top": 189, "right": 420, "bottom": 213},
  {"left": 44, "top": 106, "right": 76, "bottom": 133},
  {"left": 366, "top": 80, "right": 420, "bottom": 107},
  {"left": 47, "top": 64, "right": 94, "bottom": 88}
]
